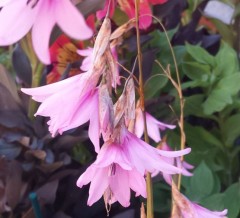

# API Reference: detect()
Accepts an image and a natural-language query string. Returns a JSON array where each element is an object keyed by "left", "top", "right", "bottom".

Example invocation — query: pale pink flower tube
[{"left": 134, "top": 107, "right": 176, "bottom": 142}]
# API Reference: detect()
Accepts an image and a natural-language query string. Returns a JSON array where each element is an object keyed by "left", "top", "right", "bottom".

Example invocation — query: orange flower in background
[
  {"left": 199, "top": 16, "right": 217, "bottom": 33},
  {"left": 47, "top": 34, "right": 83, "bottom": 84}
]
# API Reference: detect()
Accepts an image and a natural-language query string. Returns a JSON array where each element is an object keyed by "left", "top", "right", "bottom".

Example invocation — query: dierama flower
[
  {"left": 21, "top": 72, "right": 101, "bottom": 152},
  {"left": 133, "top": 106, "right": 176, "bottom": 142},
  {"left": 21, "top": 16, "right": 115, "bottom": 152},
  {"left": 97, "top": 0, "right": 168, "bottom": 29},
  {"left": 77, "top": 124, "right": 191, "bottom": 207},
  {"left": 153, "top": 142, "right": 194, "bottom": 184},
  {"left": 172, "top": 182, "right": 228, "bottom": 218},
  {"left": 0, "top": 0, "right": 92, "bottom": 64}
]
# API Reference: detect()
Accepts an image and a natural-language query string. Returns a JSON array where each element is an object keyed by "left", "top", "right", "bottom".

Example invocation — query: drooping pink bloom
[
  {"left": 153, "top": 142, "right": 194, "bottom": 184},
  {"left": 172, "top": 182, "right": 228, "bottom": 218},
  {"left": 21, "top": 72, "right": 100, "bottom": 152},
  {"left": 134, "top": 107, "right": 176, "bottom": 142},
  {"left": 77, "top": 125, "right": 191, "bottom": 207},
  {"left": 0, "top": 0, "right": 92, "bottom": 64},
  {"left": 97, "top": 0, "right": 168, "bottom": 29}
]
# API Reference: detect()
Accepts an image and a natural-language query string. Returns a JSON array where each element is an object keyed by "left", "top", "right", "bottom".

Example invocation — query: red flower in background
[{"left": 97, "top": 0, "right": 168, "bottom": 29}]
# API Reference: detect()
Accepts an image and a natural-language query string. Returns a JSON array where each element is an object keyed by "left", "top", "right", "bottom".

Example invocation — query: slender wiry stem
[
  {"left": 134, "top": 1, "right": 154, "bottom": 218},
  {"left": 151, "top": 16, "right": 185, "bottom": 217},
  {"left": 152, "top": 16, "right": 186, "bottom": 183}
]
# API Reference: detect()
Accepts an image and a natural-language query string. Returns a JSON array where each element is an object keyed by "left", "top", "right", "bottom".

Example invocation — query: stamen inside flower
[{"left": 109, "top": 163, "right": 116, "bottom": 176}]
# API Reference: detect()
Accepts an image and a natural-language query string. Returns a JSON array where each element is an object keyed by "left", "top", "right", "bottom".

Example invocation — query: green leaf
[
  {"left": 215, "top": 43, "right": 239, "bottom": 76},
  {"left": 223, "top": 182, "right": 240, "bottom": 218},
  {"left": 72, "top": 144, "right": 93, "bottom": 164},
  {"left": 201, "top": 193, "right": 225, "bottom": 211},
  {"left": 212, "top": 19, "right": 235, "bottom": 46},
  {"left": 203, "top": 73, "right": 240, "bottom": 115},
  {"left": 150, "top": 30, "right": 184, "bottom": 72},
  {"left": 185, "top": 124, "right": 223, "bottom": 149},
  {"left": 203, "top": 88, "right": 233, "bottom": 115},
  {"left": 185, "top": 44, "right": 215, "bottom": 66},
  {"left": 223, "top": 114, "right": 240, "bottom": 146},
  {"left": 189, "top": 162, "right": 215, "bottom": 201},
  {"left": 144, "top": 73, "right": 168, "bottom": 99},
  {"left": 153, "top": 182, "right": 171, "bottom": 213},
  {"left": 181, "top": 80, "right": 209, "bottom": 89},
  {"left": 217, "top": 73, "right": 240, "bottom": 95},
  {"left": 184, "top": 94, "right": 205, "bottom": 117},
  {"left": 212, "top": 173, "right": 221, "bottom": 194},
  {"left": 181, "top": 62, "right": 211, "bottom": 81}
]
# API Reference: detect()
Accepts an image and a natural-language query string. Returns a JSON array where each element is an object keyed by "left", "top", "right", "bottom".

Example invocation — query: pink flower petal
[
  {"left": 77, "top": 48, "right": 93, "bottom": 57},
  {"left": 182, "top": 161, "right": 194, "bottom": 170},
  {"left": 32, "top": 1, "right": 55, "bottom": 64},
  {"left": 55, "top": 0, "right": 92, "bottom": 40},
  {"left": 118, "top": 0, "right": 152, "bottom": 29},
  {"left": 146, "top": 113, "right": 162, "bottom": 142},
  {"left": 134, "top": 108, "right": 144, "bottom": 138},
  {"left": 88, "top": 167, "right": 109, "bottom": 206},
  {"left": 193, "top": 204, "right": 228, "bottom": 218},
  {"left": 88, "top": 92, "right": 100, "bottom": 153},
  {"left": 172, "top": 182, "right": 228, "bottom": 218},
  {"left": 148, "top": 0, "right": 168, "bottom": 5},
  {"left": 77, "top": 47, "right": 93, "bottom": 71},
  {"left": 0, "top": 0, "right": 38, "bottom": 45},
  {"left": 95, "top": 143, "right": 132, "bottom": 170},
  {"left": 125, "top": 131, "right": 184, "bottom": 175},
  {"left": 134, "top": 109, "right": 175, "bottom": 142},
  {"left": 58, "top": 89, "right": 98, "bottom": 133},
  {"left": 138, "top": 0, "right": 152, "bottom": 29},
  {"left": 157, "top": 148, "right": 191, "bottom": 158},
  {"left": 109, "top": 165, "right": 130, "bottom": 207},
  {"left": 96, "top": 0, "right": 116, "bottom": 19},
  {"left": 129, "top": 168, "right": 147, "bottom": 198},
  {"left": 0, "top": 0, "right": 12, "bottom": 7},
  {"left": 21, "top": 74, "right": 84, "bottom": 102},
  {"left": 76, "top": 165, "right": 96, "bottom": 188}
]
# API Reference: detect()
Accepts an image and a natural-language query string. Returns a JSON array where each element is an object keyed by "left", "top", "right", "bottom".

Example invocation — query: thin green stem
[
  {"left": 21, "top": 34, "right": 43, "bottom": 119},
  {"left": 134, "top": 1, "right": 154, "bottom": 218}
]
